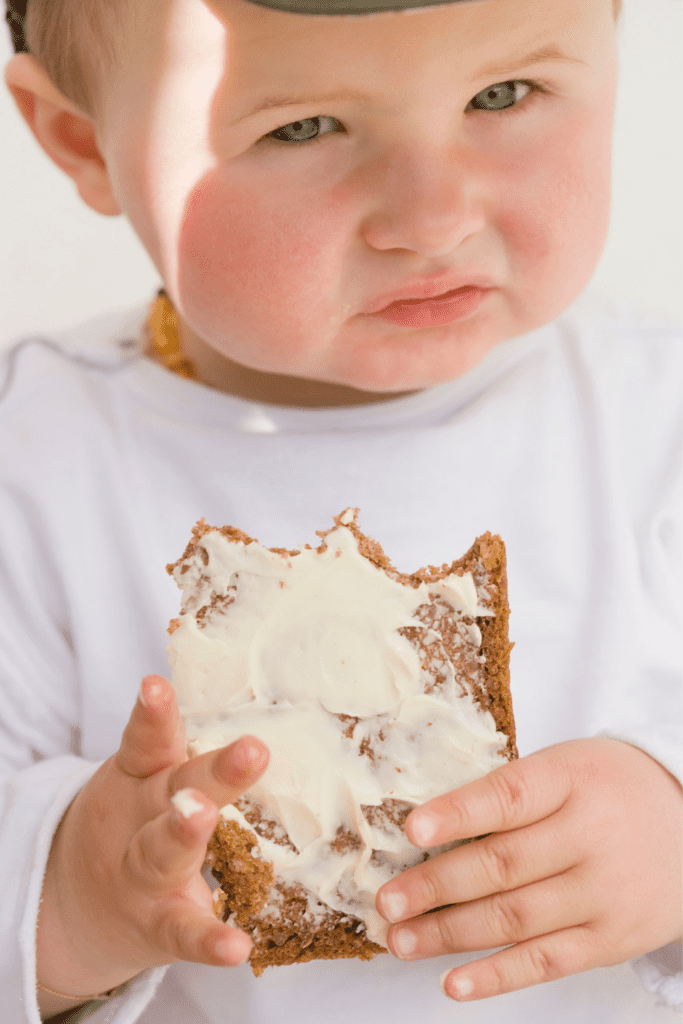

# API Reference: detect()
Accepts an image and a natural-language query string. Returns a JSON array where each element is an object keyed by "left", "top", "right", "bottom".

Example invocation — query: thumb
[{"left": 116, "top": 674, "right": 187, "bottom": 778}]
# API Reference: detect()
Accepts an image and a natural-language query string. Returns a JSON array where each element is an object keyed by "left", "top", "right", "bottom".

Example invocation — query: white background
[{"left": 0, "top": 0, "right": 681, "bottom": 351}]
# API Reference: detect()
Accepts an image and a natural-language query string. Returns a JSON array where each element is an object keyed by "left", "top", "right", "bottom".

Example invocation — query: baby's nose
[{"left": 359, "top": 151, "right": 486, "bottom": 258}]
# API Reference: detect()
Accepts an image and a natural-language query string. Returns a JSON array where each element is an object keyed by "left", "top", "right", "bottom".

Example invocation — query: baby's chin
[
  {"left": 179, "top": 340, "right": 487, "bottom": 408},
  {"left": 207, "top": 339, "right": 499, "bottom": 406},
  {"left": 214, "top": 350, "right": 490, "bottom": 407},
  {"left": 325, "top": 328, "right": 508, "bottom": 395}
]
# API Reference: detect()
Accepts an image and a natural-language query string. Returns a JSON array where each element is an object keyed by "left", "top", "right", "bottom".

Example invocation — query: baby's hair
[
  {"left": 5, "top": 0, "right": 130, "bottom": 119},
  {"left": 6, "top": 0, "right": 623, "bottom": 121}
]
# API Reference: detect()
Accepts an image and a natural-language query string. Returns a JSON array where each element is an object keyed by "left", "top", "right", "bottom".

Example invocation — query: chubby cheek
[
  {"left": 177, "top": 167, "right": 343, "bottom": 372},
  {"left": 496, "top": 103, "right": 613, "bottom": 327}
]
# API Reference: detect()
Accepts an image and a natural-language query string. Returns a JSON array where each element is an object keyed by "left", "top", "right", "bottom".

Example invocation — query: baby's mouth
[
  {"left": 369, "top": 286, "right": 491, "bottom": 328},
  {"left": 365, "top": 272, "right": 496, "bottom": 316},
  {"left": 383, "top": 285, "right": 473, "bottom": 309}
]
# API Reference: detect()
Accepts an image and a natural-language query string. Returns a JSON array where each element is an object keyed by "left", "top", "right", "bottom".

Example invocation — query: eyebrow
[
  {"left": 234, "top": 42, "right": 586, "bottom": 122},
  {"left": 475, "top": 43, "right": 587, "bottom": 80}
]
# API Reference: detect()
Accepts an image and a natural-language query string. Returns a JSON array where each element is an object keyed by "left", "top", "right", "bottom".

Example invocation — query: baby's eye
[
  {"left": 468, "top": 80, "right": 535, "bottom": 113},
  {"left": 266, "top": 116, "right": 343, "bottom": 144}
]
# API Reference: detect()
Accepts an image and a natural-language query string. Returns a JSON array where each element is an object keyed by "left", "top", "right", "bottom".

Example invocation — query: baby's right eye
[{"left": 265, "top": 116, "right": 343, "bottom": 145}]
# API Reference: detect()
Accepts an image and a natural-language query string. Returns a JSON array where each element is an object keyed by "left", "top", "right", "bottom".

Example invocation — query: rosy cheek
[
  {"left": 494, "top": 109, "right": 612, "bottom": 320},
  {"left": 177, "top": 167, "right": 337, "bottom": 362}
]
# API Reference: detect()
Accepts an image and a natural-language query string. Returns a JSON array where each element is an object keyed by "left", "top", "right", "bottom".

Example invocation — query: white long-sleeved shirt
[{"left": 0, "top": 287, "right": 681, "bottom": 1023}]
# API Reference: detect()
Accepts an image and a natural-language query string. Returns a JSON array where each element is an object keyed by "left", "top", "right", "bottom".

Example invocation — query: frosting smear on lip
[{"left": 167, "top": 508, "right": 510, "bottom": 947}]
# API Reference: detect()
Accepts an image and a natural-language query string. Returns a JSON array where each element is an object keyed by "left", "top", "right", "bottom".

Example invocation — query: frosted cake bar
[{"left": 166, "top": 509, "right": 515, "bottom": 974}]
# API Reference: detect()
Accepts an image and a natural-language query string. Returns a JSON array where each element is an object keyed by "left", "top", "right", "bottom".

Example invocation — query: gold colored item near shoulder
[{"left": 147, "top": 289, "right": 197, "bottom": 379}]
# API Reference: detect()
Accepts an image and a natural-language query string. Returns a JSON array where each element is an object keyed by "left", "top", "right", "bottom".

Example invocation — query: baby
[{"left": 1, "top": 0, "right": 681, "bottom": 1022}]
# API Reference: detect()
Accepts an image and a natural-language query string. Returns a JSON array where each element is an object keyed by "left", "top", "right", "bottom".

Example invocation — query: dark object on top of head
[
  {"left": 4, "top": 0, "right": 480, "bottom": 56},
  {"left": 6, "top": 0, "right": 28, "bottom": 53}
]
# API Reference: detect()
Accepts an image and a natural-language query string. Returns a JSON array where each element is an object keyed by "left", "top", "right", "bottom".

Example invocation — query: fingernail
[
  {"left": 392, "top": 927, "right": 417, "bottom": 959},
  {"left": 440, "top": 970, "right": 475, "bottom": 1000},
  {"left": 243, "top": 741, "right": 263, "bottom": 763},
  {"left": 409, "top": 812, "right": 438, "bottom": 847},
  {"left": 235, "top": 738, "right": 264, "bottom": 774},
  {"left": 171, "top": 789, "right": 204, "bottom": 819},
  {"left": 215, "top": 931, "right": 252, "bottom": 965},
  {"left": 448, "top": 975, "right": 474, "bottom": 999},
  {"left": 139, "top": 677, "right": 163, "bottom": 708},
  {"left": 379, "top": 890, "right": 407, "bottom": 923}
]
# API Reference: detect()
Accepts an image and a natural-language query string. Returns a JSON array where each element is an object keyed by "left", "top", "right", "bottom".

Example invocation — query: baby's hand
[
  {"left": 37, "top": 675, "right": 269, "bottom": 999},
  {"left": 376, "top": 738, "right": 682, "bottom": 1001}
]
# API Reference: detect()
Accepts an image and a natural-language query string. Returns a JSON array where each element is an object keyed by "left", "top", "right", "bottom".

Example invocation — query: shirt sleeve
[
  {"left": 588, "top": 321, "right": 683, "bottom": 784},
  {"left": 0, "top": 496, "right": 169, "bottom": 1023},
  {"left": 593, "top": 462, "right": 682, "bottom": 775},
  {"left": 588, "top": 328, "right": 683, "bottom": 1012},
  {"left": 0, "top": 751, "right": 171, "bottom": 1024}
]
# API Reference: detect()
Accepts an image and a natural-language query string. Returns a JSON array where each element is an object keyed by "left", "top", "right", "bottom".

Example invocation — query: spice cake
[{"left": 166, "top": 509, "right": 515, "bottom": 976}]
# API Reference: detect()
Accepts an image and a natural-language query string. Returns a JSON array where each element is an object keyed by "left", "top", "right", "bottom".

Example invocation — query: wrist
[{"left": 36, "top": 978, "right": 132, "bottom": 1021}]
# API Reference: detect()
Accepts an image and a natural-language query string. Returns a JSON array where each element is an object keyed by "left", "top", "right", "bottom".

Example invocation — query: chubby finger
[
  {"left": 405, "top": 746, "right": 573, "bottom": 849},
  {"left": 377, "top": 813, "right": 578, "bottom": 924},
  {"left": 439, "top": 925, "right": 599, "bottom": 1001},
  {"left": 116, "top": 675, "right": 187, "bottom": 778},
  {"left": 170, "top": 736, "right": 270, "bottom": 810},
  {"left": 125, "top": 788, "right": 219, "bottom": 891},
  {"left": 155, "top": 899, "right": 253, "bottom": 968},
  {"left": 387, "top": 872, "right": 587, "bottom": 961}
]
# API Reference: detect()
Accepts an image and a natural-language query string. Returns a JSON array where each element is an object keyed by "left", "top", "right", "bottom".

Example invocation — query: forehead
[
  {"left": 114, "top": 0, "right": 609, "bottom": 112},
  {"left": 219, "top": 0, "right": 607, "bottom": 103}
]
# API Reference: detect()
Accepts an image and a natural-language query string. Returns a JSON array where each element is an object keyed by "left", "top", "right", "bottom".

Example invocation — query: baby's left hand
[{"left": 375, "top": 738, "right": 682, "bottom": 1001}]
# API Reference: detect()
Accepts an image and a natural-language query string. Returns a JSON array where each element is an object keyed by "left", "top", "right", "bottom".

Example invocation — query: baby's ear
[{"left": 4, "top": 53, "right": 120, "bottom": 217}]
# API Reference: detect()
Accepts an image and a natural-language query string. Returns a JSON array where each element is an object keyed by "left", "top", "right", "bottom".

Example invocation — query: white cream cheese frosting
[
  {"left": 171, "top": 788, "right": 205, "bottom": 819},
  {"left": 167, "top": 510, "right": 510, "bottom": 946}
]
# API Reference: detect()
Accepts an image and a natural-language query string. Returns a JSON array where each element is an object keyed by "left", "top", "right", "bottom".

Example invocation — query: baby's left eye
[
  {"left": 267, "top": 116, "right": 343, "bottom": 144},
  {"left": 468, "top": 80, "right": 535, "bottom": 112}
]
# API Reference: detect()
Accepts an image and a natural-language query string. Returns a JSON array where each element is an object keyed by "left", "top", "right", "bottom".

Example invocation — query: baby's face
[{"left": 100, "top": 0, "right": 617, "bottom": 401}]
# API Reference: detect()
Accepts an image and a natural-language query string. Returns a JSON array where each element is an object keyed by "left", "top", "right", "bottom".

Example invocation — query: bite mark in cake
[{"left": 166, "top": 508, "right": 515, "bottom": 975}]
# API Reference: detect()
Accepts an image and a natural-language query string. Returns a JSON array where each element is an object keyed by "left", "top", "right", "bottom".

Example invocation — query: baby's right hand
[{"left": 36, "top": 674, "right": 269, "bottom": 1000}]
